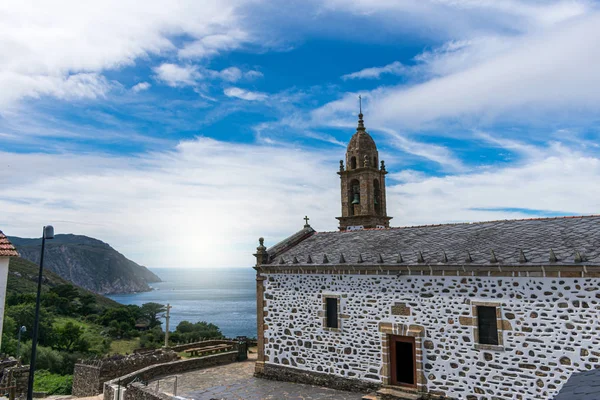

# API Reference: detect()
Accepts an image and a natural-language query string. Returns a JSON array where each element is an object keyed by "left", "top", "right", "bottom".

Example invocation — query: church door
[{"left": 389, "top": 335, "right": 416, "bottom": 388}]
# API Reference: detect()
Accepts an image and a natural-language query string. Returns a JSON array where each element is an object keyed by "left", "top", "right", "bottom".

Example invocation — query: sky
[{"left": 1, "top": 0, "right": 600, "bottom": 268}]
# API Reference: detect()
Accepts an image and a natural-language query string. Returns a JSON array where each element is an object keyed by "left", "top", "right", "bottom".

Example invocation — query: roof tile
[
  {"left": 267, "top": 215, "right": 600, "bottom": 266},
  {"left": 0, "top": 230, "right": 19, "bottom": 257}
]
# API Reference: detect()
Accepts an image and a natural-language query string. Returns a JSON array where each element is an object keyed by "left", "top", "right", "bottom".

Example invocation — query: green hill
[
  {"left": 8, "top": 234, "right": 161, "bottom": 294},
  {"left": 7, "top": 257, "right": 119, "bottom": 311}
]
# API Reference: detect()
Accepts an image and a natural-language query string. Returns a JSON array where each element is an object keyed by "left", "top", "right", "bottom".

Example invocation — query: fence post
[{"left": 174, "top": 376, "right": 178, "bottom": 396}]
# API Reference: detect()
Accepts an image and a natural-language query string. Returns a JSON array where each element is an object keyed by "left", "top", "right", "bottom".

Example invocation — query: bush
[
  {"left": 139, "top": 326, "right": 163, "bottom": 349},
  {"left": 173, "top": 321, "right": 223, "bottom": 343},
  {"left": 20, "top": 343, "right": 65, "bottom": 374},
  {"left": 34, "top": 370, "right": 73, "bottom": 395}
]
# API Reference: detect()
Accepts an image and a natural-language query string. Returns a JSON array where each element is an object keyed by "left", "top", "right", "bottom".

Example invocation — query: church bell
[{"left": 352, "top": 193, "right": 360, "bottom": 204}]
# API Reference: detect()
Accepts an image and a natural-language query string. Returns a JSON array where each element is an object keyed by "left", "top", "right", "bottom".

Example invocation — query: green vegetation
[
  {"left": 2, "top": 257, "right": 224, "bottom": 395},
  {"left": 110, "top": 338, "right": 140, "bottom": 355},
  {"left": 6, "top": 256, "right": 118, "bottom": 310},
  {"left": 33, "top": 370, "right": 73, "bottom": 395},
  {"left": 171, "top": 321, "right": 223, "bottom": 343}
]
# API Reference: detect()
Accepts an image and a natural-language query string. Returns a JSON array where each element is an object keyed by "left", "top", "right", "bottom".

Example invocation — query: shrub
[
  {"left": 34, "top": 370, "right": 73, "bottom": 395},
  {"left": 20, "top": 343, "right": 65, "bottom": 374}
]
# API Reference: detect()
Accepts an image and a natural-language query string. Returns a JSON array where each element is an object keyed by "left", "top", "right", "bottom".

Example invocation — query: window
[
  {"left": 477, "top": 306, "right": 499, "bottom": 345},
  {"left": 373, "top": 179, "right": 381, "bottom": 215},
  {"left": 350, "top": 156, "right": 357, "bottom": 169},
  {"left": 325, "top": 297, "right": 339, "bottom": 329}
]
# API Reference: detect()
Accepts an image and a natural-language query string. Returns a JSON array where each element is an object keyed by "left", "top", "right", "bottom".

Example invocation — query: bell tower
[{"left": 336, "top": 104, "right": 392, "bottom": 231}]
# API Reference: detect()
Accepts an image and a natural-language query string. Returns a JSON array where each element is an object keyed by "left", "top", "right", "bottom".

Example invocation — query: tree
[
  {"left": 140, "top": 303, "right": 166, "bottom": 328},
  {"left": 77, "top": 293, "right": 97, "bottom": 315},
  {"left": 49, "top": 284, "right": 79, "bottom": 301},
  {"left": 174, "top": 320, "right": 223, "bottom": 343},
  {"left": 1, "top": 316, "right": 17, "bottom": 355},
  {"left": 99, "top": 306, "right": 138, "bottom": 327},
  {"left": 53, "top": 322, "right": 88, "bottom": 352},
  {"left": 176, "top": 320, "right": 194, "bottom": 333},
  {"left": 6, "top": 303, "right": 55, "bottom": 346}
]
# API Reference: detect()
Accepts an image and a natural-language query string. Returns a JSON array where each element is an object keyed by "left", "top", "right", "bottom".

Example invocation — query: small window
[
  {"left": 477, "top": 306, "right": 499, "bottom": 345},
  {"left": 350, "top": 156, "right": 357, "bottom": 170},
  {"left": 326, "top": 297, "right": 339, "bottom": 329}
]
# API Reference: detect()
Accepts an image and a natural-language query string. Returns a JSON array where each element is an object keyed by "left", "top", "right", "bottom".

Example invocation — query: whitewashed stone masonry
[{"left": 262, "top": 273, "right": 600, "bottom": 400}]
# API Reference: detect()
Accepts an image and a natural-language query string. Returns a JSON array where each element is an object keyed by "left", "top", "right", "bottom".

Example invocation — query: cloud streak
[
  {"left": 224, "top": 87, "right": 268, "bottom": 101},
  {"left": 342, "top": 61, "right": 407, "bottom": 80}
]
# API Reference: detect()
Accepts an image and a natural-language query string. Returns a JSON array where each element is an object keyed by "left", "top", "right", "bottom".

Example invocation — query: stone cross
[{"left": 304, "top": 216, "right": 310, "bottom": 228}]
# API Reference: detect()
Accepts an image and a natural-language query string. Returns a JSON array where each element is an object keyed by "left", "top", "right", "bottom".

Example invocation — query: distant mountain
[{"left": 8, "top": 234, "right": 161, "bottom": 295}]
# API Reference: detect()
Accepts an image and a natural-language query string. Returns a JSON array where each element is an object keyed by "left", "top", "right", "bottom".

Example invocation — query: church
[{"left": 252, "top": 111, "right": 600, "bottom": 400}]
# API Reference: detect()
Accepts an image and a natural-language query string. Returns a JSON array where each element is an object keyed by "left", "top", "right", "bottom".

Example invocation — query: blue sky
[{"left": 2, "top": 0, "right": 600, "bottom": 268}]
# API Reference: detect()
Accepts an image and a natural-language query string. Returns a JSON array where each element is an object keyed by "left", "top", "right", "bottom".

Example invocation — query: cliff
[{"left": 8, "top": 234, "right": 161, "bottom": 295}]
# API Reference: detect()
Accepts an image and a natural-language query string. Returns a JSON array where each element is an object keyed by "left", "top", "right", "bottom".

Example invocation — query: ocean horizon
[{"left": 107, "top": 267, "right": 257, "bottom": 338}]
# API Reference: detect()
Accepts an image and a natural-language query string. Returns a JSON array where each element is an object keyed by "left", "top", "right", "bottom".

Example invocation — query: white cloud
[
  {"left": 224, "top": 87, "right": 268, "bottom": 101},
  {"left": 342, "top": 61, "right": 407, "bottom": 80},
  {"left": 131, "top": 82, "right": 151, "bottom": 92},
  {"left": 0, "top": 138, "right": 340, "bottom": 268},
  {"left": 154, "top": 63, "right": 201, "bottom": 87},
  {"left": 0, "top": 0, "right": 252, "bottom": 109},
  {"left": 0, "top": 72, "right": 111, "bottom": 110},
  {"left": 390, "top": 148, "right": 600, "bottom": 227},
  {"left": 244, "top": 70, "right": 263, "bottom": 80},
  {"left": 313, "top": 10, "right": 600, "bottom": 131},
  {"left": 2, "top": 137, "right": 599, "bottom": 268},
  {"left": 178, "top": 30, "right": 248, "bottom": 59},
  {"left": 216, "top": 67, "right": 243, "bottom": 82},
  {"left": 322, "top": 0, "right": 590, "bottom": 37}
]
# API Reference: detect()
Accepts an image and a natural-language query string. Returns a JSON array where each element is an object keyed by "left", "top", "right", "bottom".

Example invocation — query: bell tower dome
[{"left": 336, "top": 105, "right": 392, "bottom": 231}]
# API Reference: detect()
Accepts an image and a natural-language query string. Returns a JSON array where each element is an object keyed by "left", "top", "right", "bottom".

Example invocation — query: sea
[{"left": 107, "top": 268, "right": 257, "bottom": 338}]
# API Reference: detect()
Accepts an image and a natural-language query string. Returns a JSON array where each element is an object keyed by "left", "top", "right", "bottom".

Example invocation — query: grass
[{"left": 110, "top": 338, "right": 140, "bottom": 355}]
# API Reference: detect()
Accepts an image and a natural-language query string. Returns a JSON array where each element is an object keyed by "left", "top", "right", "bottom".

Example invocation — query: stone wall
[
  {"left": 72, "top": 364, "right": 102, "bottom": 397},
  {"left": 0, "top": 365, "right": 29, "bottom": 396},
  {"left": 256, "top": 362, "right": 379, "bottom": 393},
  {"left": 261, "top": 273, "right": 600, "bottom": 400},
  {"left": 103, "top": 352, "right": 237, "bottom": 400},
  {"left": 73, "top": 350, "right": 178, "bottom": 396},
  {"left": 169, "top": 339, "right": 236, "bottom": 353}
]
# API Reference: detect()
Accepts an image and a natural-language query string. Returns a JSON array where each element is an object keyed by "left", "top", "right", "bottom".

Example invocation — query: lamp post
[
  {"left": 27, "top": 225, "right": 54, "bottom": 400},
  {"left": 17, "top": 326, "right": 26, "bottom": 360}
]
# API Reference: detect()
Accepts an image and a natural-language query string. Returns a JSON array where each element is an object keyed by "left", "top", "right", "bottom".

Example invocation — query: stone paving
[{"left": 148, "top": 359, "right": 364, "bottom": 400}]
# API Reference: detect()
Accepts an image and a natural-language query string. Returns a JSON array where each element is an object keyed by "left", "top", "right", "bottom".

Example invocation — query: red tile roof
[{"left": 0, "top": 230, "right": 19, "bottom": 257}]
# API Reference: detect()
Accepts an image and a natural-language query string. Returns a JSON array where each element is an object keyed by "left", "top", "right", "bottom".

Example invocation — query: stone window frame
[
  {"left": 472, "top": 300, "right": 505, "bottom": 351},
  {"left": 379, "top": 322, "right": 426, "bottom": 393},
  {"left": 320, "top": 293, "right": 342, "bottom": 332}
]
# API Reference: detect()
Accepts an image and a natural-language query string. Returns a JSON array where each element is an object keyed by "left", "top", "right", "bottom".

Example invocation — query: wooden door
[{"left": 389, "top": 335, "right": 417, "bottom": 388}]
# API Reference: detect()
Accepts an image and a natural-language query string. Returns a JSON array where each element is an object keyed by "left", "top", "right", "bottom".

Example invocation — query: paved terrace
[{"left": 147, "top": 355, "right": 363, "bottom": 400}]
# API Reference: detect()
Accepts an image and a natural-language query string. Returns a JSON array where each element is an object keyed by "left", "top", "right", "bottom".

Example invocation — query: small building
[
  {"left": 0, "top": 230, "right": 19, "bottom": 349},
  {"left": 253, "top": 113, "right": 600, "bottom": 399}
]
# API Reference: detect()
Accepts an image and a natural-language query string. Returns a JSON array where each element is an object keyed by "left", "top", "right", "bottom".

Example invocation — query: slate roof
[
  {"left": 553, "top": 368, "right": 600, "bottom": 400},
  {"left": 0, "top": 230, "right": 19, "bottom": 257},
  {"left": 266, "top": 215, "right": 600, "bottom": 266}
]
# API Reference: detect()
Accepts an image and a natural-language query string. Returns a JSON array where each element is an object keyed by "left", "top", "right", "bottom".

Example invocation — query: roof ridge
[{"left": 315, "top": 214, "right": 600, "bottom": 234}]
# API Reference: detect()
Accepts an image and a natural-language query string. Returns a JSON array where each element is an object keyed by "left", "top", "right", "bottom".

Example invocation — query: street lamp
[
  {"left": 17, "top": 326, "right": 27, "bottom": 360},
  {"left": 27, "top": 225, "right": 54, "bottom": 400}
]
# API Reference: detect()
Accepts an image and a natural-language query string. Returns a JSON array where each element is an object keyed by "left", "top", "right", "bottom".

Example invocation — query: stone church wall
[{"left": 261, "top": 273, "right": 600, "bottom": 399}]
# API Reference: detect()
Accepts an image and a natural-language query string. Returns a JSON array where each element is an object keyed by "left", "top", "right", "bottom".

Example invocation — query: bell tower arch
[{"left": 336, "top": 106, "right": 392, "bottom": 231}]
